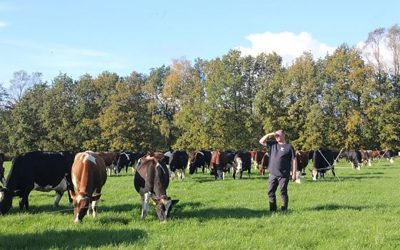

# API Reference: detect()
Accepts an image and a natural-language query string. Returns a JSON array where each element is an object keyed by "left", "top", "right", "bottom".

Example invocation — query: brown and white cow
[
  {"left": 70, "top": 151, "right": 107, "bottom": 223},
  {"left": 95, "top": 152, "right": 119, "bottom": 176},
  {"left": 250, "top": 150, "right": 268, "bottom": 175},
  {"left": 134, "top": 153, "right": 178, "bottom": 222},
  {"left": 295, "top": 150, "right": 310, "bottom": 182}
]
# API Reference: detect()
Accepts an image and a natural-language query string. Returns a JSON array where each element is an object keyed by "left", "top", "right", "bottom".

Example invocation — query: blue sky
[{"left": 0, "top": 0, "right": 399, "bottom": 85}]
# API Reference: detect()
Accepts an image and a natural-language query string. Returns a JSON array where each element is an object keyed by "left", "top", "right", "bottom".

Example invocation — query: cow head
[
  {"left": 0, "top": 188, "right": 13, "bottom": 215},
  {"left": 189, "top": 162, "right": 196, "bottom": 175},
  {"left": 152, "top": 195, "right": 179, "bottom": 222},
  {"left": 72, "top": 193, "right": 90, "bottom": 223}
]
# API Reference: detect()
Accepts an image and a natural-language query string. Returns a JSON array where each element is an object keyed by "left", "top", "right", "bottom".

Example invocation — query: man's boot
[{"left": 269, "top": 202, "right": 277, "bottom": 212}]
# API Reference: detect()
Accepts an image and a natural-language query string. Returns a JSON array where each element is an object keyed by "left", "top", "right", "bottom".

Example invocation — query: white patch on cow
[
  {"left": 164, "top": 151, "right": 173, "bottom": 158},
  {"left": 91, "top": 200, "right": 98, "bottom": 218},
  {"left": 86, "top": 153, "right": 97, "bottom": 164},
  {"left": 0, "top": 191, "right": 3, "bottom": 201},
  {"left": 141, "top": 192, "right": 151, "bottom": 220},
  {"left": 235, "top": 158, "right": 243, "bottom": 171}
]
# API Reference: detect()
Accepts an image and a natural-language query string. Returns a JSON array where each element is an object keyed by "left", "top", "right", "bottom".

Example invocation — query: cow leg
[
  {"left": 141, "top": 192, "right": 151, "bottom": 220},
  {"left": 368, "top": 159, "right": 372, "bottom": 167},
  {"left": 312, "top": 169, "right": 317, "bottom": 181},
  {"left": 181, "top": 169, "right": 185, "bottom": 180},
  {"left": 54, "top": 191, "right": 63, "bottom": 208},
  {"left": 390, "top": 158, "right": 394, "bottom": 164},
  {"left": 91, "top": 200, "right": 98, "bottom": 218},
  {"left": 19, "top": 195, "right": 29, "bottom": 210}
]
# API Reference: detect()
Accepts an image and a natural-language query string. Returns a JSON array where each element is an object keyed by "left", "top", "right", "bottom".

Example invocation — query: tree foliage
[{"left": 0, "top": 25, "right": 399, "bottom": 155}]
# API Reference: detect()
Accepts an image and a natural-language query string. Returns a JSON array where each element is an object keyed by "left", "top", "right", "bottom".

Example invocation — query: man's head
[{"left": 274, "top": 130, "right": 286, "bottom": 143}]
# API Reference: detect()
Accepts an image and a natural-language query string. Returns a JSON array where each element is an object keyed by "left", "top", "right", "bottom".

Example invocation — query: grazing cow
[
  {"left": 70, "top": 152, "right": 107, "bottom": 223},
  {"left": 94, "top": 152, "right": 119, "bottom": 176},
  {"left": 211, "top": 150, "right": 232, "bottom": 180},
  {"left": 189, "top": 150, "right": 212, "bottom": 175},
  {"left": 0, "top": 153, "right": 4, "bottom": 185},
  {"left": 115, "top": 152, "right": 145, "bottom": 174},
  {"left": 360, "top": 150, "right": 372, "bottom": 167},
  {"left": 382, "top": 150, "right": 396, "bottom": 164},
  {"left": 259, "top": 153, "right": 269, "bottom": 176},
  {"left": 250, "top": 151, "right": 268, "bottom": 175},
  {"left": 295, "top": 150, "right": 310, "bottom": 181},
  {"left": 371, "top": 150, "right": 381, "bottom": 160},
  {"left": 341, "top": 150, "right": 362, "bottom": 170},
  {"left": 233, "top": 151, "right": 252, "bottom": 179},
  {"left": 134, "top": 153, "right": 179, "bottom": 222},
  {"left": 162, "top": 151, "right": 189, "bottom": 180},
  {"left": 312, "top": 149, "right": 336, "bottom": 180},
  {"left": 0, "top": 151, "right": 75, "bottom": 215}
]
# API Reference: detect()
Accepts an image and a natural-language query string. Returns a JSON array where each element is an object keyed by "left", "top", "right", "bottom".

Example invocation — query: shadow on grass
[
  {"left": 0, "top": 228, "right": 146, "bottom": 249},
  {"left": 175, "top": 207, "right": 270, "bottom": 221},
  {"left": 308, "top": 203, "right": 370, "bottom": 211}
]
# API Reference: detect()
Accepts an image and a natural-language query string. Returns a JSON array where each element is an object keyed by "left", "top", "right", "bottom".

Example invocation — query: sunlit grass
[{"left": 1, "top": 159, "right": 399, "bottom": 249}]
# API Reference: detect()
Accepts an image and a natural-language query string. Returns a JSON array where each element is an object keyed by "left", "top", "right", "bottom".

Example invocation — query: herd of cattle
[{"left": 0, "top": 148, "right": 397, "bottom": 222}]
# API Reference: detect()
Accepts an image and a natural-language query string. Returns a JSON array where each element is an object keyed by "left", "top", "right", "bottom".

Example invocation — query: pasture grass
[{"left": 1, "top": 159, "right": 400, "bottom": 249}]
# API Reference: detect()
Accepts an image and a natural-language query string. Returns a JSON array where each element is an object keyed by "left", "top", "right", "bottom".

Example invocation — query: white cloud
[
  {"left": 237, "top": 31, "right": 336, "bottom": 65},
  {"left": 0, "top": 21, "right": 8, "bottom": 28}
]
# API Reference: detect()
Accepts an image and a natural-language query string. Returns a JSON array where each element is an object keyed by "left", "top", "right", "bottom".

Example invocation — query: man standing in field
[{"left": 259, "top": 130, "right": 297, "bottom": 212}]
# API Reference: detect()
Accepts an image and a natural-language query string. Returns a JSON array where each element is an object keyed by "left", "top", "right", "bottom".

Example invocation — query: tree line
[{"left": 0, "top": 25, "right": 399, "bottom": 155}]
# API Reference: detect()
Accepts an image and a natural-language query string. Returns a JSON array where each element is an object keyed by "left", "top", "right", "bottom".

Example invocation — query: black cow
[
  {"left": 312, "top": 149, "right": 336, "bottom": 180},
  {"left": 115, "top": 152, "right": 145, "bottom": 174},
  {"left": 233, "top": 151, "right": 251, "bottom": 179},
  {"left": 162, "top": 151, "right": 189, "bottom": 180},
  {"left": 134, "top": 153, "right": 178, "bottom": 222},
  {"left": 189, "top": 150, "right": 212, "bottom": 174},
  {"left": 341, "top": 150, "right": 362, "bottom": 170},
  {"left": 0, "top": 151, "right": 75, "bottom": 215}
]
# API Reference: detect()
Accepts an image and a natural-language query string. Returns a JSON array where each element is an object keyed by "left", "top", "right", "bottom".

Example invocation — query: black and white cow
[
  {"left": 134, "top": 153, "right": 179, "bottom": 222},
  {"left": 382, "top": 150, "right": 396, "bottom": 164},
  {"left": 115, "top": 152, "right": 145, "bottom": 174},
  {"left": 360, "top": 150, "right": 372, "bottom": 167},
  {"left": 0, "top": 151, "right": 75, "bottom": 215},
  {"left": 189, "top": 150, "right": 212, "bottom": 174},
  {"left": 162, "top": 150, "right": 189, "bottom": 180},
  {"left": 341, "top": 150, "right": 362, "bottom": 170},
  {"left": 233, "top": 151, "right": 251, "bottom": 179},
  {"left": 312, "top": 149, "right": 336, "bottom": 180}
]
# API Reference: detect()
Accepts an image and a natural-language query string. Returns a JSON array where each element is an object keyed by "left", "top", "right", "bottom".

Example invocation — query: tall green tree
[{"left": 40, "top": 73, "right": 77, "bottom": 151}]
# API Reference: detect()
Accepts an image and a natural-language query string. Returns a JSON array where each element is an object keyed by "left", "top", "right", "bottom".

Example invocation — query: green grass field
[{"left": 1, "top": 159, "right": 399, "bottom": 250}]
